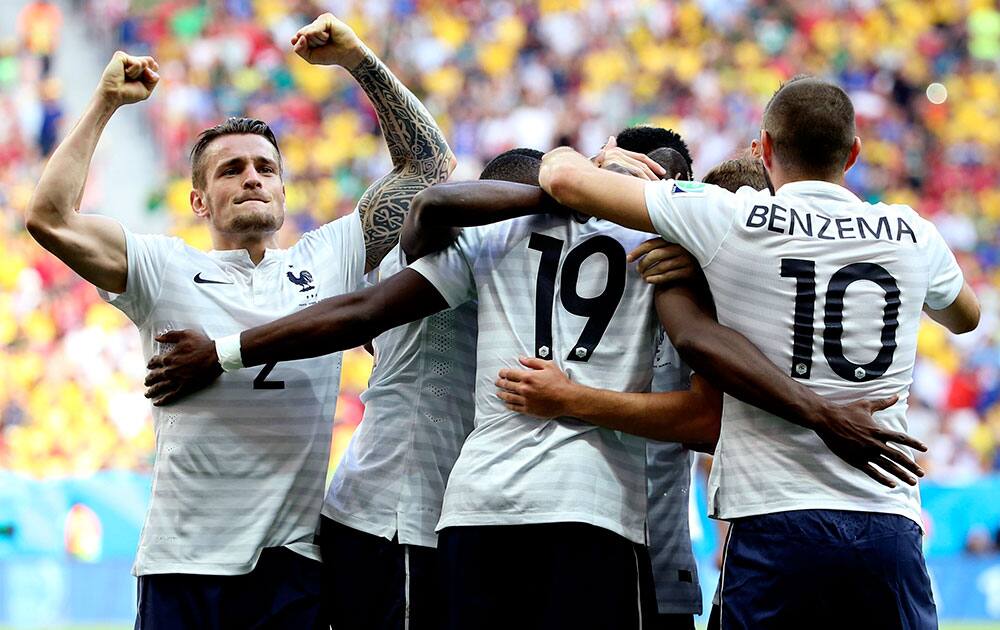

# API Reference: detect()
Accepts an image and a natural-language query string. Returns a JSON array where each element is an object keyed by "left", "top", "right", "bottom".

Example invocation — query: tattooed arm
[{"left": 292, "top": 14, "right": 455, "bottom": 271}]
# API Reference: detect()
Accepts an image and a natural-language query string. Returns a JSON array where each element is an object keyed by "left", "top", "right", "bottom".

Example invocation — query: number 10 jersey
[
  {"left": 644, "top": 179, "right": 965, "bottom": 526},
  {"left": 409, "top": 213, "right": 657, "bottom": 543}
]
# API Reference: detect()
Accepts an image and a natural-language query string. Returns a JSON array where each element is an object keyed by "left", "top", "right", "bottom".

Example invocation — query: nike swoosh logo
[{"left": 193, "top": 273, "right": 234, "bottom": 285}]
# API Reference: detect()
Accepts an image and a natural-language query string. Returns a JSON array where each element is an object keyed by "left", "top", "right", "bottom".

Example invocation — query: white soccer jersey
[
  {"left": 101, "top": 212, "right": 366, "bottom": 576},
  {"left": 323, "top": 244, "right": 478, "bottom": 548},
  {"left": 409, "top": 213, "right": 657, "bottom": 544},
  {"left": 644, "top": 179, "right": 965, "bottom": 525},
  {"left": 646, "top": 331, "right": 701, "bottom": 614}
]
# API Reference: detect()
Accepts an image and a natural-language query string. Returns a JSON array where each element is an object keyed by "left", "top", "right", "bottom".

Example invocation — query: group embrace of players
[{"left": 26, "top": 13, "right": 980, "bottom": 630}]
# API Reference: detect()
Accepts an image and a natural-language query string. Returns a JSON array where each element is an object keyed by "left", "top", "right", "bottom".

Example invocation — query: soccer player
[
  {"left": 537, "top": 77, "right": 980, "bottom": 629},
  {"left": 144, "top": 149, "right": 921, "bottom": 630},
  {"left": 24, "top": 13, "right": 453, "bottom": 629},
  {"left": 318, "top": 149, "right": 542, "bottom": 630}
]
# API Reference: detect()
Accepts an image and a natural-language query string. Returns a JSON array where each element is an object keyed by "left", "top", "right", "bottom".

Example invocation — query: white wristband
[{"left": 215, "top": 333, "right": 245, "bottom": 372}]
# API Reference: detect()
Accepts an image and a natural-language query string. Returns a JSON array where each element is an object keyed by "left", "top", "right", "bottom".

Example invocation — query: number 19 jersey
[
  {"left": 644, "top": 179, "right": 965, "bottom": 525},
  {"left": 409, "top": 213, "right": 657, "bottom": 543}
]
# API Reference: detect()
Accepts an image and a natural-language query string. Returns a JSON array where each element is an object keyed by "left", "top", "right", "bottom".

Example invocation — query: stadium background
[{"left": 0, "top": 0, "right": 997, "bottom": 627}]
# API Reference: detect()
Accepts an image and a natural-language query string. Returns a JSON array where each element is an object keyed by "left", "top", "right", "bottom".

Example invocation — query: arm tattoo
[{"left": 350, "top": 48, "right": 453, "bottom": 270}]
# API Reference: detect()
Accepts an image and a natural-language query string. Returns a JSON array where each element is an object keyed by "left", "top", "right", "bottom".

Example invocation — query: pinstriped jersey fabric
[
  {"left": 323, "top": 244, "right": 478, "bottom": 548},
  {"left": 100, "top": 212, "right": 366, "bottom": 576},
  {"left": 409, "top": 213, "right": 657, "bottom": 544},
  {"left": 646, "top": 332, "right": 701, "bottom": 613},
  {"left": 644, "top": 180, "right": 965, "bottom": 526}
]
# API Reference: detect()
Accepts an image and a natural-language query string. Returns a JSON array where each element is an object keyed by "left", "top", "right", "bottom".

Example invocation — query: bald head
[{"left": 762, "top": 77, "right": 856, "bottom": 180}]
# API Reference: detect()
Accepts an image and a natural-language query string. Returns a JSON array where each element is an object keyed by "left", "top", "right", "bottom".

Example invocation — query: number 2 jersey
[
  {"left": 100, "top": 212, "right": 366, "bottom": 576},
  {"left": 409, "top": 213, "right": 657, "bottom": 543},
  {"left": 644, "top": 179, "right": 965, "bottom": 525}
]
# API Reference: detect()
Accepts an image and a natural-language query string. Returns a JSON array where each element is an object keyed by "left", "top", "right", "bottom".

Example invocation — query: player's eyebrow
[{"left": 214, "top": 156, "right": 248, "bottom": 174}]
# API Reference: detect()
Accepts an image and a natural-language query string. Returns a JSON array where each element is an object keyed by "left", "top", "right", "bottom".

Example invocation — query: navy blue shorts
[
  {"left": 440, "top": 522, "right": 652, "bottom": 630},
  {"left": 134, "top": 547, "right": 324, "bottom": 630},
  {"left": 320, "top": 516, "right": 444, "bottom": 630},
  {"left": 720, "top": 509, "right": 937, "bottom": 630}
]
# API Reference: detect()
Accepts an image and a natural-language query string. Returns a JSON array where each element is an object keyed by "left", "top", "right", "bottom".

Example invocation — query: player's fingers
[
  {"left": 859, "top": 463, "right": 897, "bottom": 489},
  {"left": 497, "top": 369, "right": 524, "bottom": 383},
  {"left": 636, "top": 250, "right": 682, "bottom": 276},
  {"left": 496, "top": 390, "right": 526, "bottom": 407},
  {"left": 144, "top": 368, "right": 166, "bottom": 387},
  {"left": 144, "top": 380, "right": 172, "bottom": 400},
  {"left": 876, "top": 445, "right": 924, "bottom": 479},
  {"left": 615, "top": 148, "right": 666, "bottom": 176},
  {"left": 518, "top": 356, "right": 549, "bottom": 370},
  {"left": 155, "top": 331, "right": 184, "bottom": 344},
  {"left": 146, "top": 355, "right": 164, "bottom": 370},
  {"left": 877, "top": 429, "right": 927, "bottom": 453},
  {"left": 643, "top": 271, "right": 688, "bottom": 285},
  {"left": 610, "top": 155, "right": 657, "bottom": 181},
  {"left": 152, "top": 387, "right": 181, "bottom": 407},
  {"left": 626, "top": 238, "right": 668, "bottom": 263},
  {"left": 867, "top": 394, "right": 899, "bottom": 413},
  {"left": 872, "top": 456, "right": 917, "bottom": 486}
]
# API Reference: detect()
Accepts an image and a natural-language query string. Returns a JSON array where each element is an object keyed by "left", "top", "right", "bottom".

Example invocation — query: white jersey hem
[{"left": 321, "top": 505, "right": 440, "bottom": 549}]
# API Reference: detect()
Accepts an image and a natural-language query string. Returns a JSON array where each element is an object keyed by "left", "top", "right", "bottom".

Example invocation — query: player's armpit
[{"left": 923, "top": 282, "right": 979, "bottom": 334}]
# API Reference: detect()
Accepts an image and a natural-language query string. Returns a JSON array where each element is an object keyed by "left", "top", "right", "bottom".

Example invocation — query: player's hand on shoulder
[
  {"left": 627, "top": 238, "right": 699, "bottom": 286},
  {"left": 813, "top": 395, "right": 928, "bottom": 489},
  {"left": 291, "top": 13, "right": 365, "bottom": 69},
  {"left": 98, "top": 51, "right": 159, "bottom": 107},
  {"left": 144, "top": 330, "right": 223, "bottom": 406},
  {"left": 495, "top": 357, "right": 575, "bottom": 419},
  {"left": 593, "top": 136, "right": 666, "bottom": 181}
]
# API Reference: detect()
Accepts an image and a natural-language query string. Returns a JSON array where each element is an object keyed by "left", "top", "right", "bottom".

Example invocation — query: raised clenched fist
[
  {"left": 291, "top": 13, "right": 366, "bottom": 69},
  {"left": 98, "top": 51, "right": 159, "bottom": 107}
]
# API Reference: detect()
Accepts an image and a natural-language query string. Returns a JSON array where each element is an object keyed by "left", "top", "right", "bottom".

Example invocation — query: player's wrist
[{"left": 214, "top": 333, "right": 245, "bottom": 372}]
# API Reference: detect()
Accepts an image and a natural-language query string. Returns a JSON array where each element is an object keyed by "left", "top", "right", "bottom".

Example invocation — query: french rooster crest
[{"left": 286, "top": 269, "right": 315, "bottom": 292}]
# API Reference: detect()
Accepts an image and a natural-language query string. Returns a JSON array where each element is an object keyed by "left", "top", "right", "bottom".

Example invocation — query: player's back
[
  {"left": 410, "top": 212, "right": 657, "bottom": 542},
  {"left": 647, "top": 180, "right": 963, "bottom": 523}
]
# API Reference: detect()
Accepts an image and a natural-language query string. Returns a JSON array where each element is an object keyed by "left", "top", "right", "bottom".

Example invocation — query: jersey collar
[
  {"left": 776, "top": 180, "right": 863, "bottom": 203},
  {"left": 208, "top": 247, "right": 284, "bottom": 267}
]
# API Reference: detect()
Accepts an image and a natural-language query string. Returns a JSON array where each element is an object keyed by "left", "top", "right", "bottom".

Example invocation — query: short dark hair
[
  {"left": 190, "top": 117, "right": 282, "bottom": 188},
  {"left": 647, "top": 147, "right": 692, "bottom": 181},
  {"left": 615, "top": 125, "right": 693, "bottom": 172},
  {"left": 702, "top": 156, "right": 771, "bottom": 193},
  {"left": 479, "top": 148, "right": 544, "bottom": 185},
  {"left": 762, "top": 77, "right": 855, "bottom": 179}
]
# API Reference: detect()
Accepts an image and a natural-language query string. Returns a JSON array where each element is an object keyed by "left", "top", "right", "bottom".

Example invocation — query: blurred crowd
[{"left": 1, "top": 0, "right": 998, "bottom": 482}]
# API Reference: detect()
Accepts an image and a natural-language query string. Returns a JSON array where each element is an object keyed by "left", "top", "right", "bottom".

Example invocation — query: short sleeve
[
  {"left": 643, "top": 179, "right": 740, "bottom": 265},
  {"left": 923, "top": 222, "right": 965, "bottom": 310},
  {"left": 98, "top": 222, "right": 180, "bottom": 327},
  {"left": 407, "top": 228, "right": 482, "bottom": 308},
  {"left": 301, "top": 210, "right": 367, "bottom": 293}
]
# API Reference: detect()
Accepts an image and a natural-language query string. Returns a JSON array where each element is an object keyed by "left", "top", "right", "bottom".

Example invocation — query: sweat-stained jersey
[
  {"left": 322, "top": 244, "right": 478, "bottom": 548},
  {"left": 100, "top": 212, "right": 366, "bottom": 576},
  {"left": 409, "top": 213, "right": 657, "bottom": 544},
  {"left": 644, "top": 179, "right": 965, "bottom": 525}
]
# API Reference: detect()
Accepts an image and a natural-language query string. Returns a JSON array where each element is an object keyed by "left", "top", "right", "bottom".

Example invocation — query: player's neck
[
  {"left": 769, "top": 169, "right": 846, "bottom": 193},
  {"left": 210, "top": 234, "right": 279, "bottom": 265}
]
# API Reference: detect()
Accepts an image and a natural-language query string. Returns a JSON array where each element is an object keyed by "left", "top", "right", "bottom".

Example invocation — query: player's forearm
[
  {"left": 349, "top": 46, "right": 453, "bottom": 174},
  {"left": 239, "top": 289, "right": 383, "bottom": 367},
  {"left": 402, "top": 182, "right": 554, "bottom": 260},
  {"left": 350, "top": 47, "right": 454, "bottom": 269},
  {"left": 658, "top": 286, "right": 832, "bottom": 432},
  {"left": 239, "top": 269, "right": 448, "bottom": 367},
  {"left": 561, "top": 383, "right": 720, "bottom": 443},
  {"left": 26, "top": 95, "right": 116, "bottom": 235},
  {"left": 540, "top": 155, "right": 652, "bottom": 232}
]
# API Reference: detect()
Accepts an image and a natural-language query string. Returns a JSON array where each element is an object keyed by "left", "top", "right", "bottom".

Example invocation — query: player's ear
[
  {"left": 190, "top": 189, "right": 208, "bottom": 218},
  {"left": 844, "top": 136, "right": 861, "bottom": 173},
  {"left": 759, "top": 130, "right": 774, "bottom": 170}
]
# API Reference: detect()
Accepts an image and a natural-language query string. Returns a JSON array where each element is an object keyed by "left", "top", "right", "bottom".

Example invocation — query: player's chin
[{"left": 227, "top": 210, "right": 283, "bottom": 234}]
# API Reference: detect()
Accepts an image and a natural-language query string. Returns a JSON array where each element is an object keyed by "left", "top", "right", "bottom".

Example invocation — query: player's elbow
[
  {"left": 24, "top": 198, "right": 60, "bottom": 246},
  {"left": 950, "top": 302, "right": 980, "bottom": 334},
  {"left": 669, "top": 325, "right": 716, "bottom": 366}
]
